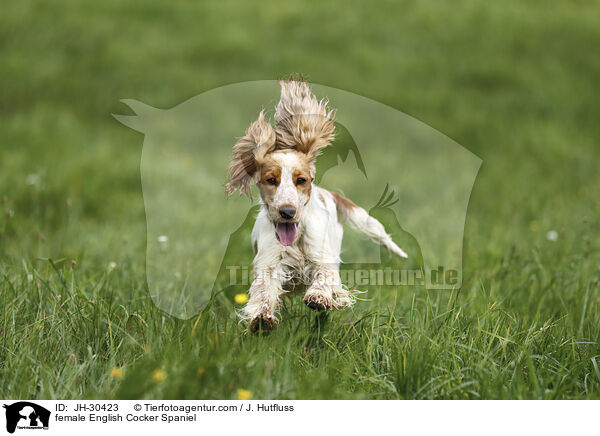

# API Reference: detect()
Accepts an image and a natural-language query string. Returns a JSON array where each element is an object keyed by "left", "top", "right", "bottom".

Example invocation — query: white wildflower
[{"left": 26, "top": 174, "right": 41, "bottom": 185}]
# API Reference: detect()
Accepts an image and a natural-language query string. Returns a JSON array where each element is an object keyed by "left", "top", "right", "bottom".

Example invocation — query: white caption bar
[{"left": 0, "top": 400, "right": 596, "bottom": 435}]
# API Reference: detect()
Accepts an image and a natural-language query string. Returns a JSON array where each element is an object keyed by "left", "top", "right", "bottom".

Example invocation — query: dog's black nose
[{"left": 279, "top": 205, "right": 296, "bottom": 220}]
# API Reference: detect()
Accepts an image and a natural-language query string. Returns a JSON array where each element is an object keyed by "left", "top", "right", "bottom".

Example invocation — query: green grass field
[{"left": 1, "top": 0, "right": 599, "bottom": 399}]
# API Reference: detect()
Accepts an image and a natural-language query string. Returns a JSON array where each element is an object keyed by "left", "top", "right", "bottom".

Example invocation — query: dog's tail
[{"left": 329, "top": 190, "right": 408, "bottom": 258}]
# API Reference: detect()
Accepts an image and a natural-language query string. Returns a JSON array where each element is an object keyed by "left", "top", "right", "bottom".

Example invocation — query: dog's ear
[
  {"left": 274, "top": 79, "right": 335, "bottom": 164},
  {"left": 226, "top": 110, "right": 276, "bottom": 199}
]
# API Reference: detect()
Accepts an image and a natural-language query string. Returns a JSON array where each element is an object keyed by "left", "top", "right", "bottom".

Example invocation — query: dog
[{"left": 226, "top": 79, "right": 407, "bottom": 333}]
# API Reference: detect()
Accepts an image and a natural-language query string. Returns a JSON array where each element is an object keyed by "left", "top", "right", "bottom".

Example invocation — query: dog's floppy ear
[
  {"left": 226, "top": 110, "right": 276, "bottom": 198},
  {"left": 274, "top": 79, "right": 335, "bottom": 163}
]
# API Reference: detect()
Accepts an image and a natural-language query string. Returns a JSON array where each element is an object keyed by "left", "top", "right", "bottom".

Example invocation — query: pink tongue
[{"left": 276, "top": 223, "right": 298, "bottom": 246}]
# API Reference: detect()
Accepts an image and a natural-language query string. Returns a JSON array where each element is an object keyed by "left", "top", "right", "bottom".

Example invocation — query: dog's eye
[
  {"left": 266, "top": 178, "right": 277, "bottom": 185},
  {"left": 296, "top": 177, "right": 307, "bottom": 185}
]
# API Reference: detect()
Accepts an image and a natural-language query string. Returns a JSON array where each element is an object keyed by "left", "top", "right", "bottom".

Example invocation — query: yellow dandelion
[
  {"left": 110, "top": 368, "right": 123, "bottom": 379},
  {"left": 152, "top": 369, "right": 167, "bottom": 383},
  {"left": 529, "top": 220, "right": 539, "bottom": 232},
  {"left": 197, "top": 367, "right": 205, "bottom": 376},
  {"left": 234, "top": 293, "right": 249, "bottom": 305},
  {"left": 237, "top": 388, "right": 252, "bottom": 400}
]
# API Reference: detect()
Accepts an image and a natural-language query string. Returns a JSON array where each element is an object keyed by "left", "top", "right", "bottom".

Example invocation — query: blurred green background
[{"left": 1, "top": 0, "right": 599, "bottom": 399}]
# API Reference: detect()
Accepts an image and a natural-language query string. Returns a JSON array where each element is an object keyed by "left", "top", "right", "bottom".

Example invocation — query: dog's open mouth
[{"left": 275, "top": 222, "right": 298, "bottom": 246}]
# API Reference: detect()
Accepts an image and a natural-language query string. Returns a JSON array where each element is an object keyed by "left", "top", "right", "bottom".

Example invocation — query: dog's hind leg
[{"left": 330, "top": 190, "right": 408, "bottom": 259}]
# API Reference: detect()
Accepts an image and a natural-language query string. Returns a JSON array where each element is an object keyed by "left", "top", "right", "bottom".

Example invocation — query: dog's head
[{"left": 226, "top": 80, "right": 335, "bottom": 246}]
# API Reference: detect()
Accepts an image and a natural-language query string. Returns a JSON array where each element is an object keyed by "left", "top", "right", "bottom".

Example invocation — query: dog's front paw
[
  {"left": 304, "top": 290, "right": 333, "bottom": 312},
  {"left": 249, "top": 314, "right": 276, "bottom": 334}
]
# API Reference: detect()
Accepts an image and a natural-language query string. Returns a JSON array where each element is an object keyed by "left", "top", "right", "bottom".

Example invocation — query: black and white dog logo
[{"left": 3, "top": 402, "right": 50, "bottom": 433}]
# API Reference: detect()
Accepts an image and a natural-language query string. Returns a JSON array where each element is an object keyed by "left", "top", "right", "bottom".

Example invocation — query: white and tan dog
[{"left": 226, "top": 80, "right": 407, "bottom": 333}]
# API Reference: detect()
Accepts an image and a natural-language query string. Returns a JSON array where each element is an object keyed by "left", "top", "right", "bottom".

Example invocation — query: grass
[{"left": 1, "top": 0, "right": 599, "bottom": 399}]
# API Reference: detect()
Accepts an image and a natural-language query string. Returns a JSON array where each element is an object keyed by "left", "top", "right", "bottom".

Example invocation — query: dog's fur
[{"left": 226, "top": 79, "right": 407, "bottom": 333}]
